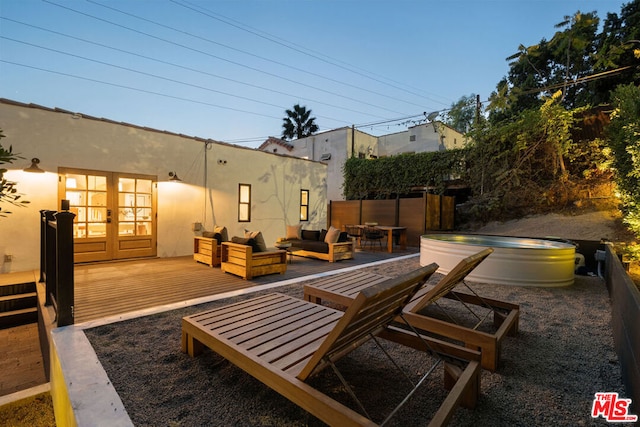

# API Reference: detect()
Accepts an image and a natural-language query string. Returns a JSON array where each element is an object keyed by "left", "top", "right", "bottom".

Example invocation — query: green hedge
[{"left": 342, "top": 149, "right": 469, "bottom": 199}]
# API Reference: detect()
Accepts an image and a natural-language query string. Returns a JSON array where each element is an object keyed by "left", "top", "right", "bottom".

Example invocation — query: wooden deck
[{"left": 74, "top": 249, "right": 417, "bottom": 323}]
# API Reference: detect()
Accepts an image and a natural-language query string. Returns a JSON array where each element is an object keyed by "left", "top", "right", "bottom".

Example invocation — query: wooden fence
[
  {"left": 604, "top": 244, "right": 640, "bottom": 415},
  {"left": 328, "top": 194, "right": 455, "bottom": 248}
]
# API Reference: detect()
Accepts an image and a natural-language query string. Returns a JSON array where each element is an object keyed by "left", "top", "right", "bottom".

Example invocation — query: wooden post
[{"left": 55, "top": 211, "right": 75, "bottom": 326}]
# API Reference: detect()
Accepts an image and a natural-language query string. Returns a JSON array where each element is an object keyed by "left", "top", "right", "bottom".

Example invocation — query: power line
[
  {"left": 517, "top": 66, "right": 635, "bottom": 95},
  {"left": 0, "top": 19, "right": 387, "bottom": 121},
  {"left": 2, "top": 36, "right": 297, "bottom": 112},
  {"left": 0, "top": 59, "right": 284, "bottom": 121},
  {"left": 170, "top": 0, "right": 451, "bottom": 108},
  {"left": 41, "top": 0, "right": 417, "bottom": 118}
]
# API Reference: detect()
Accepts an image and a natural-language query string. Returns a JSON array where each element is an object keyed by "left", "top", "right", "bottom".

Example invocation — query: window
[
  {"left": 300, "top": 189, "right": 309, "bottom": 221},
  {"left": 409, "top": 135, "right": 416, "bottom": 142},
  {"left": 238, "top": 184, "right": 251, "bottom": 222}
]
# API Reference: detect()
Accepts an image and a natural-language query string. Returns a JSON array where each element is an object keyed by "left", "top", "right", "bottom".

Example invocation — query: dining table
[
  {"left": 355, "top": 224, "right": 407, "bottom": 254},
  {"left": 373, "top": 225, "right": 407, "bottom": 253}
]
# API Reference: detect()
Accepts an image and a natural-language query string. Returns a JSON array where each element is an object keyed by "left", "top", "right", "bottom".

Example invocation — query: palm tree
[{"left": 281, "top": 104, "right": 319, "bottom": 140}]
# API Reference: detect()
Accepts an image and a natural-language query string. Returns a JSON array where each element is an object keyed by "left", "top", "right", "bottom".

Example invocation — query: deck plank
[{"left": 74, "top": 250, "right": 415, "bottom": 323}]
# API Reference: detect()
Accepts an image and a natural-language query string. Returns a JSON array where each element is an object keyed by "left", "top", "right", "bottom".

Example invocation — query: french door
[{"left": 58, "top": 168, "right": 157, "bottom": 263}]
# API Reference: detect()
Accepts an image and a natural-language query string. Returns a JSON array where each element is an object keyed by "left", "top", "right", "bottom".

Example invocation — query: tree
[
  {"left": 489, "top": 10, "right": 599, "bottom": 121},
  {"left": 443, "top": 94, "right": 478, "bottom": 134},
  {"left": 0, "top": 129, "right": 29, "bottom": 217},
  {"left": 281, "top": 104, "right": 319, "bottom": 140},
  {"left": 606, "top": 83, "right": 640, "bottom": 234},
  {"left": 591, "top": 1, "right": 640, "bottom": 105}
]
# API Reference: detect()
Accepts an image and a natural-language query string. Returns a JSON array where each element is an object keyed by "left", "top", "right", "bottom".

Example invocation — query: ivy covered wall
[{"left": 342, "top": 149, "right": 469, "bottom": 199}]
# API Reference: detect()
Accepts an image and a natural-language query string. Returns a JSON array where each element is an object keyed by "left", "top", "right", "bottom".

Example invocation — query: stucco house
[
  {"left": 0, "top": 99, "right": 327, "bottom": 273},
  {"left": 259, "top": 122, "right": 467, "bottom": 201}
]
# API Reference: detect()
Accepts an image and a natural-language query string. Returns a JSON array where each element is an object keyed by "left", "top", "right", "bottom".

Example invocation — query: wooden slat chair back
[
  {"left": 182, "top": 264, "right": 482, "bottom": 426},
  {"left": 406, "top": 248, "right": 494, "bottom": 313},
  {"left": 304, "top": 248, "right": 520, "bottom": 372},
  {"left": 298, "top": 264, "right": 437, "bottom": 380}
]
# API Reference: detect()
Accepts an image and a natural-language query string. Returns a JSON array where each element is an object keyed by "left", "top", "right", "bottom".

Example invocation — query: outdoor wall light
[
  {"left": 24, "top": 158, "right": 45, "bottom": 173},
  {"left": 168, "top": 171, "right": 182, "bottom": 182}
]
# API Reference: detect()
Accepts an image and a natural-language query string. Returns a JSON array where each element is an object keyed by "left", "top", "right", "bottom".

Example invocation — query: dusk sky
[{"left": 0, "top": 0, "right": 628, "bottom": 147}]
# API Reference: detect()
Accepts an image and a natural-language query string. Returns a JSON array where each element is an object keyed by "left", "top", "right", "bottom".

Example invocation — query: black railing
[{"left": 40, "top": 208, "right": 75, "bottom": 326}]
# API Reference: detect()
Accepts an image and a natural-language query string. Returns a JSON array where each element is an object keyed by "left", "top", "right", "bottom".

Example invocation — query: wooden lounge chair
[
  {"left": 304, "top": 248, "right": 520, "bottom": 372},
  {"left": 182, "top": 265, "right": 482, "bottom": 426},
  {"left": 220, "top": 241, "right": 287, "bottom": 280}
]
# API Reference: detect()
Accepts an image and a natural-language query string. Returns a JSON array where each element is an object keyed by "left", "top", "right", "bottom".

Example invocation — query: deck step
[
  {"left": 0, "top": 292, "right": 37, "bottom": 312},
  {"left": 0, "top": 281, "right": 38, "bottom": 329},
  {"left": 0, "top": 307, "right": 38, "bottom": 329},
  {"left": 0, "top": 282, "right": 36, "bottom": 297}
]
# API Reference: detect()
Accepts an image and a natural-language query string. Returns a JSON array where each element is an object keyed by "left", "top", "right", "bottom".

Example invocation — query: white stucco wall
[
  {"left": 285, "top": 128, "right": 378, "bottom": 201},
  {"left": 0, "top": 101, "right": 327, "bottom": 273}
]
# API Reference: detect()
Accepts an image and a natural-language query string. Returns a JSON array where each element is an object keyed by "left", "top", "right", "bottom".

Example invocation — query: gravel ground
[{"left": 85, "top": 254, "right": 627, "bottom": 426}]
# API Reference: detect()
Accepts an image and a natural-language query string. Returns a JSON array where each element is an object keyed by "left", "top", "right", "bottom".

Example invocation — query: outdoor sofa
[{"left": 282, "top": 226, "right": 354, "bottom": 262}]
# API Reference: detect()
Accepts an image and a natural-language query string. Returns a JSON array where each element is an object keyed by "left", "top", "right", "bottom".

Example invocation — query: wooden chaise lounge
[
  {"left": 303, "top": 248, "right": 520, "bottom": 372},
  {"left": 182, "top": 265, "right": 482, "bottom": 426}
]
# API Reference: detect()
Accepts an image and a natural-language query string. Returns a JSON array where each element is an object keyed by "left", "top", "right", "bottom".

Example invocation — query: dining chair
[{"left": 363, "top": 226, "right": 384, "bottom": 251}]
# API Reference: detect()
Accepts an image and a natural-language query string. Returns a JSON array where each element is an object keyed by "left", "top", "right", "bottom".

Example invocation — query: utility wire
[
  {"left": 517, "top": 66, "right": 635, "bottom": 95},
  {"left": 42, "top": 0, "right": 417, "bottom": 117},
  {"left": 0, "top": 59, "right": 284, "bottom": 121},
  {"left": 1, "top": 18, "right": 390, "bottom": 120},
  {"left": 1, "top": 36, "right": 299, "bottom": 113},
  {"left": 168, "top": 0, "right": 450, "bottom": 108}
]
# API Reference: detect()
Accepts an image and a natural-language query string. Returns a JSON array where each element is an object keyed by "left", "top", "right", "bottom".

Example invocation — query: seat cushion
[
  {"left": 301, "top": 230, "right": 321, "bottom": 241},
  {"left": 298, "top": 240, "right": 330, "bottom": 254}
]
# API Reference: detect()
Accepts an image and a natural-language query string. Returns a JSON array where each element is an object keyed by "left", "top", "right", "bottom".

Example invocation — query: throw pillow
[
  {"left": 231, "top": 236, "right": 260, "bottom": 252},
  {"left": 213, "top": 225, "right": 228, "bottom": 242},
  {"left": 286, "top": 224, "right": 302, "bottom": 240},
  {"left": 244, "top": 229, "right": 268, "bottom": 252},
  {"left": 231, "top": 236, "right": 250, "bottom": 245},
  {"left": 324, "top": 226, "right": 340, "bottom": 244},
  {"left": 319, "top": 229, "right": 328, "bottom": 242}
]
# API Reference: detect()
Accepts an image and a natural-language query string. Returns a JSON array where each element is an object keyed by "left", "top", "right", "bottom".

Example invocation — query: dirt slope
[{"left": 473, "top": 209, "right": 632, "bottom": 242}]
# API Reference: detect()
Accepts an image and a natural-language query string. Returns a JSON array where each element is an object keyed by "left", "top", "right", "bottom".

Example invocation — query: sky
[{"left": 0, "top": 0, "right": 630, "bottom": 148}]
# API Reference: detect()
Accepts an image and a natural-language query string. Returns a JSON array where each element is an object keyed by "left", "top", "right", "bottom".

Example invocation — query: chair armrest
[
  {"left": 222, "top": 241, "right": 251, "bottom": 251},
  {"left": 329, "top": 241, "right": 354, "bottom": 248},
  {"left": 253, "top": 249, "right": 286, "bottom": 258}
]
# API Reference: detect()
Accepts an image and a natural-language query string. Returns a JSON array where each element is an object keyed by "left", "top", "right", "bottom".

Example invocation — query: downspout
[{"left": 351, "top": 125, "right": 355, "bottom": 158}]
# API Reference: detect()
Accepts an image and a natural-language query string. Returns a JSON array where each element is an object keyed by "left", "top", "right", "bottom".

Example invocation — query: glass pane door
[
  {"left": 118, "top": 178, "right": 153, "bottom": 236},
  {"left": 65, "top": 173, "right": 108, "bottom": 239},
  {"left": 59, "top": 168, "right": 156, "bottom": 263}
]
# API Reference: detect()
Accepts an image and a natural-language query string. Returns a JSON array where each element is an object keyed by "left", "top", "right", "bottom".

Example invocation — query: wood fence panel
[
  {"left": 329, "top": 200, "right": 361, "bottom": 230},
  {"left": 426, "top": 194, "right": 441, "bottom": 230},
  {"left": 361, "top": 199, "right": 396, "bottom": 226},
  {"left": 329, "top": 195, "right": 455, "bottom": 246},
  {"left": 441, "top": 196, "right": 455, "bottom": 230},
  {"left": 399, "top": 198, "right": 426, "bottom": 247}
]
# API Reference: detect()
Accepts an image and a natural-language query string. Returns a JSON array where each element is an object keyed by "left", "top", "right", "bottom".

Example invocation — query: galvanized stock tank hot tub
[{"left": 420, "top": 234, "right": 576, "bottom": 287}]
